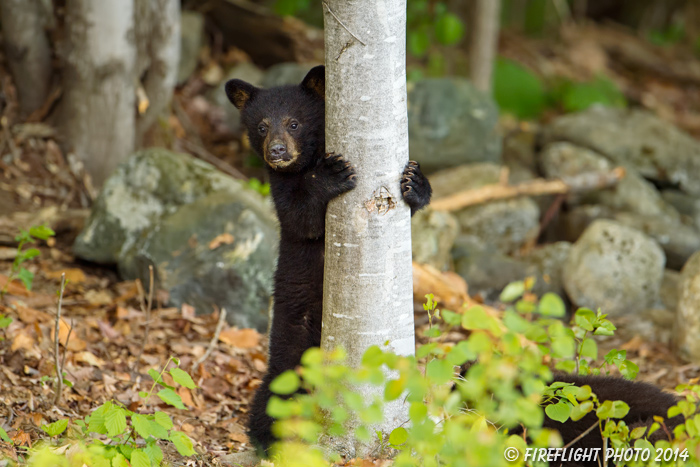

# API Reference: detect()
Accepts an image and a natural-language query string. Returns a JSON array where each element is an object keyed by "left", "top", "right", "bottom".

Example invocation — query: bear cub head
[{"left": 225, "top": 66, "right": 325, "bottom": 173}]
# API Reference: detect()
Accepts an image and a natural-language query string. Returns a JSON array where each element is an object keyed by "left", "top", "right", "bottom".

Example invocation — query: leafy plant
[
  {"left": 554, "top": 76, "right": 627, "bottom": 113},
  {"left": 493, "top": 58, "right": 547, "bottom": 119},
  {"left": 22, "top": 357, "right": 197, "bottom": 466},
  {"left": 1, "top": 225, "right": 55, "bottom": 299},
  {"left": 246, "top": 177, "right": 271, "bottom": 196},
  {"left": 262, "top": 284, "right": 700, "bottom": 466}
]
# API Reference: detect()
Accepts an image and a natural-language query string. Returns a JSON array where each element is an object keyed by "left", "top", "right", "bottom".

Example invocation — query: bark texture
[
  {"left": 321, "top": 0, "right": 413, "bottom": 457},
  {"left": 469, "top": 0, "right": 501, "bottom": 93},
  {"left": 60, "top": 0, "right": 136, "bottom": 187},
  {"left": 0, "top": 0, "right": 52, "bottom": 117},
  {"left": 135, "top": 0, "right": 180, "bottom": 143}
]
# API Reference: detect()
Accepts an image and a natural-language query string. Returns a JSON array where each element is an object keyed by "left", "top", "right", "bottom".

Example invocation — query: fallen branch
[
  {"left": 193, "top": 307, "right": 227, "bottom": 373},
  {"left": 431, "top": 167, "right": 626, "bottom": 212}
]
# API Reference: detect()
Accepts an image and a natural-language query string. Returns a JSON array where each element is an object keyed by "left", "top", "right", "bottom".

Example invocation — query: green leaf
[
  {"left": 267, "top": 396, "right": 294, "bottom": 418},
  {"left": 434, "top": 13, "right": 464, "bottom": 45},
  {"left": 551, "top": 336, "right": 575, "bottom": 358},
  {"left": 169, "top": 368, "right": 196, "bottom": 389},
  {"left": 619, "top": 360, "right": 639, "bottom": 380},
  {"left": 145, "top": 441, "right": 164, "bottom": 465},
  {"left": 130, "top": 450, "right": 151, "bottom": 467},
  {"left": 570, "top": 400, "right": 594, "bottom": 421},
  {"left": 0, "top": 315, "right": 12, "bottom": 328},
  {"left": 493, "top": 59, "right": 546, "bottom": 120},
  {"left": 384, "top": 379, "right": 405, "bottom": 401},
  {"left": 630, "top": 426, "right": 647, "bottom": 439},
  {"left": 545, "top": 401, "right": 571, "bottom": 423},
  {"left": 157, "top": 388, "right": 185, "bottom": 409},
  {"left": 148, "top": 419, "right": 170, "bottom": 440},
  {"left": 579, "top": 338, "right": 598, "bottom": 360},
  {"left": 574, "top": 308, "right": 596, "bottom": 331},
  {"left": 17, "top": 268, "right": 34, "bottom": 291},
  {"left": 441, "top": 309, "right": 461, "bottom": 326},
  {"left": 28, "top": 225, "right": 55, "bottom": 240},
  {"left": 41, "top": 419, "right": 68, "bottom": 437},
  {"left": 270, "top": 370, "right": 300, "bottom": 395},
  {"left": 538, "top": 293, "right": 565, "bottom": 317},
  {"left": 559, "top": 77, "right": 626, "bottom": 113},
  {"left": 170, "top": 431, "right": 196, "bottom": 456},
  {"left": 19, "top": 248, "right": 41, "bottom": 262},
  {"left": 0, "top": 426, "right": 10, "bottom": 443},
  {"left": 408, "top": 29, "right": 430, "bottom": 57},
  {"left": 105, "top": 405, "right": 127, "bottom": 437},
  {"left": 131, "top": 414, "right": 152, "bottom": 439},
  {"left": 389, "top": 427, "right": 408, "bottom": 446},
  {"left": 426, "top": 359, "right": 454, "bottom": 385},
  {"left": 499, "top": 281, "right": 525, "bottom": 302},
  {"left": 148, "top": 369, "right": 163, "bottom": 386},
  {"left": 153, "top": 411, "right": 173, "bottom": 430}
]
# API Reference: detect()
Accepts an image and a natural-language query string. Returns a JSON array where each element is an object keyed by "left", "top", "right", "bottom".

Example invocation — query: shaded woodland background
[{"left": 1, "top": 0, "right": 700, "bottom": 465}]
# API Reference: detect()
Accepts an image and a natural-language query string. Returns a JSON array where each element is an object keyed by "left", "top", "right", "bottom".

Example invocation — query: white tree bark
[
  {"left": 321, "top": 0, "right": 414, "bottom": 457},
  {"left": 59, "top": 0, "right": 136, "bottom": 187},
  {"left": 135, "top": 0, "right": 180, "bottom": 144},
  {"left": 0, "top": 0, "right": 52, "bottom": 117},
  {"left": 469, "top": 0, "right": 501, "bottom": 93}
]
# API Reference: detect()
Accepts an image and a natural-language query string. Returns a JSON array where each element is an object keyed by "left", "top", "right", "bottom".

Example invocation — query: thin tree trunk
[
  {"left": 469, "top": 0, "right": 501, "bottom": 93},
  {"left": 135, "top": 0, "right": 180, "bottom": 144},
  {"left": 0, "top": 0, "right": 52, "bottom": 117},
  {"left": 321, "top": 0, "right": 413, "bottom": 458},
  {"left": 59, "top": 0, "right": 136, "bottom": 187}
]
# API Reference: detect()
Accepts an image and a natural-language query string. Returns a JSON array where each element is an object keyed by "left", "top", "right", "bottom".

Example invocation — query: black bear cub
[{"left": 225, "top": 65, "right": 432, "bottom": 453}]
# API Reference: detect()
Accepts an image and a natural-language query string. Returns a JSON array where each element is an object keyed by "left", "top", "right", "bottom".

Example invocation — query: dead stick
[
  {"left": 431, "top": 167, "right": 626, "bottom": 212},
  {"left": 53, "top": 273, "right": 67, "bottom": 406},
  {"left": 193, "top": 308, "right": 227, "bottom": 373}
]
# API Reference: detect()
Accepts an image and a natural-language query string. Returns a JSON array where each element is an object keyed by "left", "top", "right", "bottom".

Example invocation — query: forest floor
[{"left": 1, "top": 20, "right": 700, "bottom": 466}]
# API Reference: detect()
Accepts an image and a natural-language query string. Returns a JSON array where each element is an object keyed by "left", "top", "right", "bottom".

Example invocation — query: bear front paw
[
  {"left": 320, "top": 152, "right": 357, "bottom": 194},
  {"left": 401, "top": 161, "right": 432, "bottom": 215}
]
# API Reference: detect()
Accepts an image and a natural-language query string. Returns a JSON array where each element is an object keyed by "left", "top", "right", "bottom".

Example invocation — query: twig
[
  {"left": 431, "top": 167, "right": 626, "bottom": 212},
  {"left": 322, "top": 1, "right": 366, "bottom": 46},
  {"left": 131, "top": 265, "right": 155, "bottom": 371},
  {"left": 561, "top": 420, "right": 598, "bottom": 449},
  {"left": 53, "top": 273, "right": 67, "bottom": 406},
  {"left": 193, "top": 308, "right": 227, "bottom": 373}
]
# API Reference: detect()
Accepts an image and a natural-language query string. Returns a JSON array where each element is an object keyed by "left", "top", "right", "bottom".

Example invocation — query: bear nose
[{"left": 269, "top": 144, "right": 287, "bottom": 159}]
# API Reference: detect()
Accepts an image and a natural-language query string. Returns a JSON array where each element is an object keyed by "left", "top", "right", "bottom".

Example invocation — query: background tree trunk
[
  {"left": 59, "top": 0, "right": 136, "bottom": 187},
  {"left": 321, "top": 0, "right": 414, "bottom": 458},
  {"left": 0, "top": 0, "right": 52, "bottom": 117},
  {"left": 135, "top": 0, "right": 180, "bottom": 144},
  {"left": 469, "top": 0, "right": 501, "bottom": 93}
]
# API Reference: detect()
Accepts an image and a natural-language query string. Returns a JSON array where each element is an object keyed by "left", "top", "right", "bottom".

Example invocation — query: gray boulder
[
  {"left": 522, "top": 242, "right": 572, "bottom": 299},
  {"left": 543, "top": 107, "right": 700, "bottom": 196},
  {"left": 408, "top": 79, "right": 502, "bottom": 172},
  {"left": 661, "top": 190, "right": 700, "bottom": 231},
  {"left": 122, "top": 192, "right": 277, "bottom": 331},
  {"left": 676, "top": 251, "right": 700, "bottom": 362},
  {"left": 411, "top": 208, "right": 458, "bottom": 271},
  {"left": 452, "top": 237, "right": 529, "bottom": 301},
  {"left": 563, "top": 220, "right": 665, "bottom": 316},
  {"left": 262, "top": 62, "right": 315, "bottom": 88},
  {"left": 428, "top": 163, "right": 501, "bottom": 199},
  {"left": 540, "top": 142, "right": 679, "bottom": 219},
  {"left": 455, "top": 197, "right": 540, "bottom": 255},
  {"left": 178, "top": 11, "right": 205, "bottom": 84},
  {"left": 74, "top": 149, "right": 278, "bottom": 330}
]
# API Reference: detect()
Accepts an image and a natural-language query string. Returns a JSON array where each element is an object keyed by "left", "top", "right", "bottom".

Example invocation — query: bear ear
[
  {"left": 301, "top": 65, "right": 325, "bottom": 100},
  {"left": 225, "top": 79, "right": 259, "bottom": 109}
]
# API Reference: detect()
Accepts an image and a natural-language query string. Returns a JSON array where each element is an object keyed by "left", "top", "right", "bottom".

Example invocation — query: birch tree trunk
[
  {"left": 59, "top": 0, "right": 136, "bottom": 187},
  {"left": 469, "top": 0, "right": 501, "bottom": 93},
  {"left": 134, "top": 0, "right": 180, "bottom": 144},
  {"left": 0, "top": 0, "right": 52, "bottom": 117},
  {"left": 321, "top": 0, "right": 414, "bottom": 458}
]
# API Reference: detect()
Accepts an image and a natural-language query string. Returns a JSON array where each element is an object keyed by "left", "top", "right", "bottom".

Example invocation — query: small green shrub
[
  {"left": 554, "top": 76, "right": 627, "bottom": 114},
  {"left": 1, "top": 225, "right": 55, "bottom": 299},
  {"left": 493, "top": 58, "right": 547, "bottom": 120},
  {"left": 263, "top": 282, "right": 700, "bottom": 466},
  {"left": 18, "top": 357, "right": 197, "bottom": 467}
]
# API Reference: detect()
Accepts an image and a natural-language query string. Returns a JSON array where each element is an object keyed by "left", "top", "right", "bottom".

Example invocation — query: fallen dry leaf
[
  {"left": 209, "top": 232, "right": 235, "bottom": 250},
  {"left": 51, "top": 318, "right": 87, "bottom": 351},
  {"left": 45, "top": 268, "right": 86, "bottom": 284},
  {"left": 219, "top": 328, "right": 260, "bottom": 349},
  {"left": 11, "top": 332, "right": 35, "bottom": 352},
  {"left": 74, "top": 351, "right": 105, "bottom": 368}
]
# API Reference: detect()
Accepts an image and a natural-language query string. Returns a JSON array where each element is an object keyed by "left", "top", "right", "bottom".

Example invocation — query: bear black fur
[
  {"left": 225, "top": 65, "right": 432, "bottom": 453},
  {"left": 457, "top": 366, "right": 682, "bottom": 467}
]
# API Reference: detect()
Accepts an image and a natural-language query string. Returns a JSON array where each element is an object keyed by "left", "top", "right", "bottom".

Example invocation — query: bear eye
[
  {"left": 258, "top": 124, "right": 267, "bottom": 135},
  {"left": 289, "top": 121, "right": 299, "bottom": 131}
]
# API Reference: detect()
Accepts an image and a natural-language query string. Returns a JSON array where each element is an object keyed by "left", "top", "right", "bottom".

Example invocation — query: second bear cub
[{"left": 225, "top": 65, "right": 432, "bottom": 452}]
